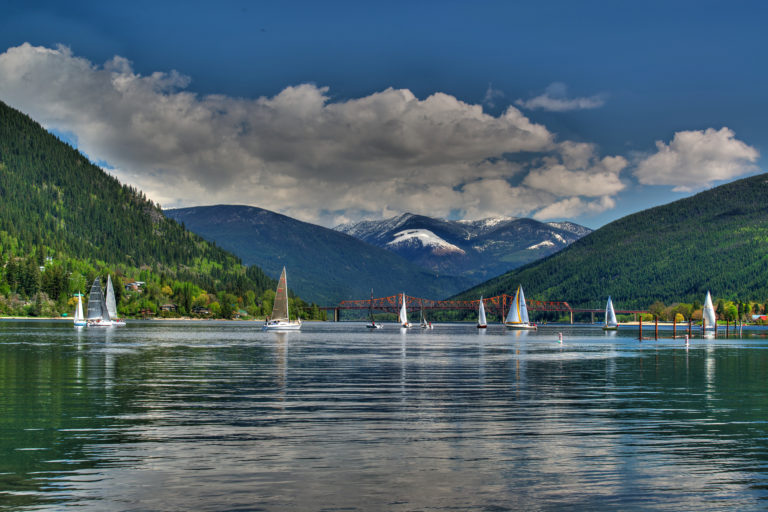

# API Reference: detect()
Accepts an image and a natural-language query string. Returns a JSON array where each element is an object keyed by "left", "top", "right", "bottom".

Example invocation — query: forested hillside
[
  {"left": 454, "top": 173, "right": 768, "bottom": 312},
  {"left": 0, "top": 100, "right": 321, "bottom": 319}
]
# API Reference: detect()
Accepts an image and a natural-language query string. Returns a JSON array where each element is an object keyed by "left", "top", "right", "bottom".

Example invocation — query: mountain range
[
  {"left": 165, "top": 205, "right": 473, "bottom": 304},
  {"left": 334, "top": 213, "right": 590, "bottom": 281},
  {"left": 166, "top": 207, "right": 591, "bottom": 304},
  {"left": 454, "top": 172, "right": 768, "bottom": 310}
]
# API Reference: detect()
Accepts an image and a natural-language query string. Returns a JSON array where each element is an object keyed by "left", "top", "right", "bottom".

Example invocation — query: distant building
[
  {"left": 192, "top": 306, "right": 210, "bottom": 315},
  {"left": 124, "top": 280, "right": 146, "bottom": 292},
  {"left": 160, "top": 303, "right": 177, "bottom": 312}
]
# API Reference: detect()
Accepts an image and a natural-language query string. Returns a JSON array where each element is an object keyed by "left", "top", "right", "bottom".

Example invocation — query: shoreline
[{"left": 0, "top": 316, "right": 265, "bottom": 322}]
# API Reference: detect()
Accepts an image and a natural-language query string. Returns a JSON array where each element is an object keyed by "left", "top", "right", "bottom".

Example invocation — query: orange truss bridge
[{"left": 322, "top": 294, "right": 646, "bottom": 322}]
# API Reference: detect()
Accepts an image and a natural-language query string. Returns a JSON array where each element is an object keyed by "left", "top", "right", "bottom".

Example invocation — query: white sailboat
[
  {"left": 702, "top": 291, "right": 716, "bottom": 332},
  {"left": 73, "top": 293, "right": 86, "bottom": 327},
  {"left": 105, "top": 275, "right": 126, "bottom": 326},
  {"left": 477, "top": 296, "right": 487, "bottom": 329},
  {"left": 399, "top": 293, "right": 410, "bottom": 328},
  {"left": 86, "top": 278, "right": 113, "bottom": 327},
  {"left": 505, "top": 285, "right": 536, "bottom": 330},
  {"left": 419, "top": 300, "right": 432, "bottom": 329},
  {"left": 263, "top": 267, "right": 301, "bottom": 330},
  {"left": 366, "top": 288, "right": 382, "bottom": 329},
  {"left": 603, "top": 296, "right": 618, "bottom": 330}
]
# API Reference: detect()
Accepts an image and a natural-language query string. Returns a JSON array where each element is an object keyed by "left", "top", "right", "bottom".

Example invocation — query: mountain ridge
[
  {"left": 165, "top": 205, "right": 473, "bottom": 304},
  {"left": 334, "top": 213, "right": 592, "bottom": 280}
]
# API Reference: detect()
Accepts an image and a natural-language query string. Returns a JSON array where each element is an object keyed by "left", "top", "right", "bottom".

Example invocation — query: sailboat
[
  {"left": 702, "top": 291, "right": 716, "bottom": 332},
  {"left": 73, "top": 293, "right": 86, "bottom": 327},
  {"left": 603, "top": 296, "right": 618, "bottom": 330},
  {"left": 366, "top": 289, "right": 382, "bottom": 329},
  {"left": 86, "top": 278, "right": 113, "bottom": 327},
  {"left": 477, "top": 296, "right": 487, "bottom": 329},
  {"left": 263, "top": 267, "right": 301, "bottom": 330},
  {"left": 419, "top": 299, "right": 432, "bottom": 329},
  {"left": 399, "top": 293, "right": 410, "bottom": 328},
  {"left": 105, "top": 275, "right": 126, "bottom": 326},
  {"left": 505, "top": 285, "right": 536, "bottom": 330}
]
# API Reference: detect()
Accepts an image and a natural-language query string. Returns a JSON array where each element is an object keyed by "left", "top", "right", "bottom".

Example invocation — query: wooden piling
[
  {"left": 702, "top": 317, "right": 706, "bottom": 337},
  {"left": 688, "top": 318, "right": 692, "bottom": 336},
  {"left": 726, "top": 320, "right": 729, "bottom": 337},
  {"left": 639, "top": 316, "right": 643, "bottom": 341},
  {"left": 654, "top": 316, "right": 658, "bottom": 339},
  {"left": 673, "top": 317, "right": 677, "bottom": 338}
]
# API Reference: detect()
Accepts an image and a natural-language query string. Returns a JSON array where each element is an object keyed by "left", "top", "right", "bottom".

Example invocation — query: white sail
[
  {"left": 518, "top": 286, "right": 529, "bottom": 324},
  {"left": 399, "top": 293, "right": 410, "bottom": 327},
  {"left": 74, "top": 294, "right": 86, "bottom": 326},
  {"left": 605, "top": 296, "right": 618, "bottom": 327},
  {"left": 477, "top": 297, "right": 487, "bottom": 327},
  {"left": 263, "top": 267, "right": 301, "bottom": 330},
  {"left": 505, "top": 289, "right": 521, "bottom": 324},
  {"left": 505, "top": 285, "right": 535, "bottom": 329},
  {"left": 703, "top": 291, "right": 716, "bottom": 330},
  {"left": 105, "top": 275, "right": 118, "bottom": 320}
]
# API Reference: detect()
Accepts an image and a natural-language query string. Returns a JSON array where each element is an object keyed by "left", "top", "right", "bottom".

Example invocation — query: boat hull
[
  {"left": 505, "top": 323, "right": 537, "bottom": 330},
  {"left": 477, "top": 324, "right": 487, "bottom": 329},
  {"left": 602, "top": 325, "right": 618, "bottom": 331},
  {"left": 74, "top": 321, "right": 87, "bottom": 327},
  {"left": 366, "top": 323, "right": 382, "bottom": 329},
  {"left": 263, "top": 320, "right": 301, "bottom": 331},
  {"left": 87, "top": 320, "right": 113, "bottom": 327}
]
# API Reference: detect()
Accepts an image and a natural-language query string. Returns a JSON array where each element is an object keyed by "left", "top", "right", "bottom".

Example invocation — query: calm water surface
[{"left": 2, "top": 320, "right": 768, "bottom": 511}]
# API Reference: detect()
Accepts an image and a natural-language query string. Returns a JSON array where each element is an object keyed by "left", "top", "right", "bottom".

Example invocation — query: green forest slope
[
  {"left": 0, "top": 100, "right": 318, "bottom": 319},
  {"left": 454, "top": 172, "right": 768, "bottom": 311}
]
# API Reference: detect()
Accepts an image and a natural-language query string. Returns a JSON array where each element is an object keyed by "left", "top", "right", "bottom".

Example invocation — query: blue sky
[{"left": 0, "top": 0, "right": 765, "bottom": 228}]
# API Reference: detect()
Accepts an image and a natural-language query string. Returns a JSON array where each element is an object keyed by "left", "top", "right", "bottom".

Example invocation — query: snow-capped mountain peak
[
  {"left": 387, "top": 229, "right": 466, "bottom": 255},
  {"left": 333, "top": 212, "right": 591, "bottom": 281}
]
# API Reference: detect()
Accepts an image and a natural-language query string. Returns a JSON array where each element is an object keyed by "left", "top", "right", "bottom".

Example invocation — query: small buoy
[{"left": 558, "top": 332, "right": 563, "bottom": 343}]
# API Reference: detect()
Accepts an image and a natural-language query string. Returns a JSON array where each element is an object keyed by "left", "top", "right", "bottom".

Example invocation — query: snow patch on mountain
[
  {"left": 547, "top": 222, "right": 592, "bottom": 237},
  {"left": 527, "top": 240, "right": 556, "bottom": 250},
  {"left": 335, "top": 213, "right": 415, "bottom": 238},
  {"left": 388, "top": 229, "right": 466, "bottom": 255},
  {"left": 456, "top": 216, "right": 517, "bottom": 238}
]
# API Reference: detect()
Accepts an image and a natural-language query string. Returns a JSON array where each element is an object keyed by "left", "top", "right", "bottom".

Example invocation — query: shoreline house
[{"left": 124, "top": 280, "right": 146, "bottom": 292}]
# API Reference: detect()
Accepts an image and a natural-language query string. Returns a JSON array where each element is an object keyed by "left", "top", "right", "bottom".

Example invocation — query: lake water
[{"left": 2, "top": 320, "right": 768, "bottom": 511}]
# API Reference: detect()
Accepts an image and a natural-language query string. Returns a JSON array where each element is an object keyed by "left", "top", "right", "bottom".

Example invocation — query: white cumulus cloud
[
  {"left": 515, "top": 82, "right": 605, "bottom": 112},
  {"left": 634, "top": 127, "right": 759, "bottom": 191},
  {"left": 524, "top": 142, "right": 627, "bottom": 198},
  {"left": 534, "top": 196, "right": 616, "bottom": 220},
  {"left": 0, "top": 43, "right": 628, "bottom": 225}
]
